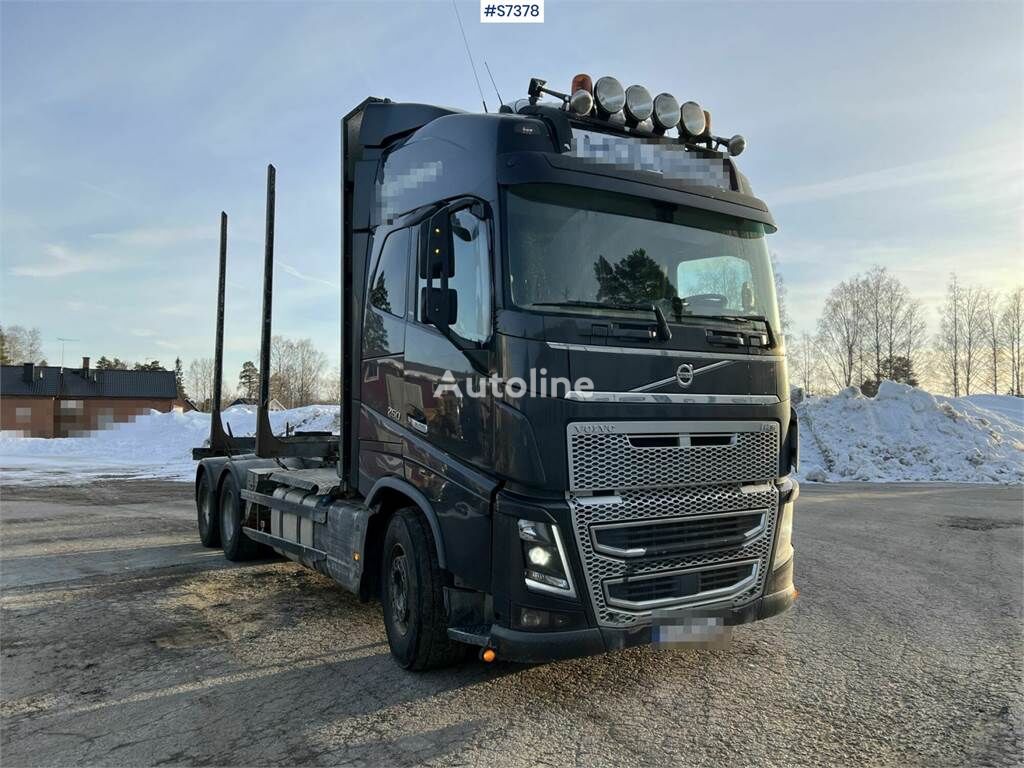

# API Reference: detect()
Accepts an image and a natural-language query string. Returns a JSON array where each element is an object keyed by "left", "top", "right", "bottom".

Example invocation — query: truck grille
[
  {"left": 591, "top": 510, "right": 767, "bottom": 558},
  {"left": 567, "top": 420, "right": 778, "bottom": 492},
  {"left": 605, "top": 561, "right": 758, "bottom": 610},
  {"left": 565, "top": 420, "right": 780, "bottom": 627}
]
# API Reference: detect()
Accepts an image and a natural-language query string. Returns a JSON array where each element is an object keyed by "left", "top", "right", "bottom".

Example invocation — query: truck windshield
[{"left": 505, "top": 183, "right": 780, "bottom": 331}]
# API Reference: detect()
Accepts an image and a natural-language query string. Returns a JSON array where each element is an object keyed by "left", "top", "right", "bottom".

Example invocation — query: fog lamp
[
  {"left": 593, "top": 76, "right": 625, "bottom": 115},
  {"left": 624, "top": 84, "right": 653, "bottom": 123},
  {"left": 569, "top": 88, "right": 594, "bottom": 116},
  {"left": 652, "top": 92, "right": 680, "bottom": 131},
  {"left": 679, "top": 101, "right": 706, "bottom": 137},
  {"left": 728, "top": 134, "right": 746, "bottom": 157}
]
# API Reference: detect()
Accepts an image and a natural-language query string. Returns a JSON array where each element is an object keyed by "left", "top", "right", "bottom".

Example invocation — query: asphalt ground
[{"left": 1, "top": 480, "right": 1021, "bottom": 767}]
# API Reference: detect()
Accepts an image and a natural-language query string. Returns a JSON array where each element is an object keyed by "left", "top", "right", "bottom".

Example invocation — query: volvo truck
[{"left": 192, "top": 74, "right": 799, "bottom": 670}]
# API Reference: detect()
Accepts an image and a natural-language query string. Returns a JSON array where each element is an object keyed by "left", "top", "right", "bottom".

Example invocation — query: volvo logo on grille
[
  {"left": 570, "top": 423, "right": 617, "bottom": 434},
  {"left": 676, "top": 363, "right": 695, "bottom": 388}
]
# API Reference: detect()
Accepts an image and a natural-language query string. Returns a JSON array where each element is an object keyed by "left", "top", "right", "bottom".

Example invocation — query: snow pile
[
  {"left": 2, "top": 385, "right": 1022, "bottom": 486},
  {"left": 796, "top": 382, "right": 1024, "bottom": 484},
  {"left": 0, "top": 405, "right": 339, "bottom": 485}
]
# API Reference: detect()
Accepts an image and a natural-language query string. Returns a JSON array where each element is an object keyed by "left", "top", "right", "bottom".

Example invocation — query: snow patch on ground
[
  {"left": 796, "top": 382, "right": 1024, "bottom": 484},
  {"left": 2, "top": 386, "right": 1021, "bottom": 486},
  {"left": 0, "top": 405, "right": 339, "bottom": 485}
]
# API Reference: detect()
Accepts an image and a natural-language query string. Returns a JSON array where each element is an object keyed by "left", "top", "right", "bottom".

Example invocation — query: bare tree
[
  {"left": 788, "top": 330, "right": 826, "bottom": 396},
  {"left": 980, "top": 289, "right": 1002, "bottom": 394},
  {"left": 293, "top": 339, "right": 327, "bottom": 406},
  {"left": 0, "top": 325, "right": 44, "bottom": 364},
  {"left": 938, "top": 274, "right": 963, "bottom": 396},
  {"left": 817, "top": 279, "right": 864, "bottom": 390},
  {"left": 1001, "top": 287, "right": 1024, "bottom": 396},
  {"left": 186, "top": 358, "right": 216, "bottom": 411},
  {"left": 960, "top": 286, "right": 985, "bottom": 396},
  {"left": 321, "top": 366, "right": 342, "bottom": 404}
]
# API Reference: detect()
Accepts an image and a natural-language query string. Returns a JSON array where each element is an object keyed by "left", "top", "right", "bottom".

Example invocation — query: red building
[{"left": 1, "top": 358, "right": 185, "bottom": 438}]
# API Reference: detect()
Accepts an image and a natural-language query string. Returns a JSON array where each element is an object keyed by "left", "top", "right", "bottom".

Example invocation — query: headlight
[
  {"left": 773, "top": 501, "right": 794, "bottom": 570},
  {"left": 624, "top": 84, "right": 653, "bottom": 123},
  {"left": 518, "top": 518, "right": 576, "bottom": 596},
  {"left": 593, "top": 76, "right": 625, "bottom": 115},
  {"left": 652, "top": 92, "right": 680, "bottom": 131},
  {"left": 728, "top": 134, "right": 746, "bottom": 157},
  {"left": 679, "top": 100, "right": 706, "bottom": 137}
]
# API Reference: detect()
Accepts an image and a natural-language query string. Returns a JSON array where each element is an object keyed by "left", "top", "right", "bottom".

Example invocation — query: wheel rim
[
  {"left": 221, "top": 490, "right": 235, "bottom": 544},
  {"left": 388, "top": 545, "right": 410, "bottom": 636},
  {"left": 199, "top": 486, "right": 211, "bottom": 532}
]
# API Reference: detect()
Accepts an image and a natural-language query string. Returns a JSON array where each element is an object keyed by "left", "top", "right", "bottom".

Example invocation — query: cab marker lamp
[
  {"left": 652, "top": 92, "right": 680, "bottom": 132},
  {"left": 517, "top": 518, "right": 576, "bottom": 597},
  {"left": 623, "top": 84, "right": 654, "bottom": 123},
  {"left": 679, "top": 100, "right": 707, "bottom": 138},
  {"left": 593, "top": 76, "right": 626, "bottom": 116}
]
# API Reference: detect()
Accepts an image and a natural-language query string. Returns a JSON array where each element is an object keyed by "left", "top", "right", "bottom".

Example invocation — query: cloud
[
  {"left": 65, "top": 299, "right": 109, "bottom": 312},
  {"left": 769, "top": 143, "right": 1020, "bottom": 206},
  {"left": 90, "top": 225, "right": 215, "bottom": 248},
  {"left": 279, "top": 261, "right": 339, "bottom": 289},
  {"left": 131, "top": 328, "right": 157, "bottom": 337},
  {"left": 10, "top": 244, "right": 110, "bottom": 278},
  {"left": 158, "top": 303, "right": 200, "bottom": 317}
]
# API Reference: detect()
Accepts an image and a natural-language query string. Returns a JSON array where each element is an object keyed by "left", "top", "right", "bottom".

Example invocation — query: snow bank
[
  {"left": 2, "top": 386, "right": 1021, "bottom": 486},
  {"left": 0, "top": 405, "right": 339, "bottom": 485},
  {"left": 796, "top": 382, "right": 1024, "bottom": 484}
]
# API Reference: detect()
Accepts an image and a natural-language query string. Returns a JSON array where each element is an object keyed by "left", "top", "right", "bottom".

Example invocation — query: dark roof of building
[
  {"left": 1, "top": 365, "right": 178, "bottom": 399},
  {"left": 1, "top": 364, "right": 61, "bottom": 397}
]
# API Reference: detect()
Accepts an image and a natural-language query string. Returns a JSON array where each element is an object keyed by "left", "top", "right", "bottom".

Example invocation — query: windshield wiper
[
  {"left": 531, "top": 300, "right": 672, "bottom": 341},
  {"left": 691, "top": 313, "right": 776, "bottom": 349}
]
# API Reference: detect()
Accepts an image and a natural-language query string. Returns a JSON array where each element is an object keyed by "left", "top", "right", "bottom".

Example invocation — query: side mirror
[
  {"left": 421, "top": 286, "right": 458, "bottom": 327},
  {"left": 420, "top": 211, "right": 455, "bottom": 280}
]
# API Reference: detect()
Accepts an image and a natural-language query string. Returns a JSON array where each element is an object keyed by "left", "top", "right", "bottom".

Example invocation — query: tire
[
  {"left": 381, "top": 508, "right": 466, "bottom": 670},
  {"left": 219, "top": 474, "right": 260, "bottom": 562},
  {"left": 196, "top": 471, "right": 221, "bottom": 548}
]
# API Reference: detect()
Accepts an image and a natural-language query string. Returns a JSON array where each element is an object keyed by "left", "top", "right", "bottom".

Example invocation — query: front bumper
[{"left": 486, "top": 580, "right": 796, "bottom": 664}]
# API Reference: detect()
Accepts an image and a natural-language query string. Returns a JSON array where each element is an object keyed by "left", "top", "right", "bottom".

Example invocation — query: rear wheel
[
  {"left": 219, "top": 475, "right": 260, "bottom": 561},
  {"left": 380, "top": 508, "right": 466, "bottom": 670},
  {"left": 196, "top": 471, "right": 220, "bottom": 548}
]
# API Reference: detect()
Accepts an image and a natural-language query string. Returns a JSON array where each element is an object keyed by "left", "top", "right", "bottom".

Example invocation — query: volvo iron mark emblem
[{"left": 676, "top": 363, "right": 695, "bottom": 388}]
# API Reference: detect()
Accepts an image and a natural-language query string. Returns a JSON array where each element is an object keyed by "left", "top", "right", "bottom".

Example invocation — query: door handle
[{"left": 406, "top": 408, "right": 428, "bottom": 434}]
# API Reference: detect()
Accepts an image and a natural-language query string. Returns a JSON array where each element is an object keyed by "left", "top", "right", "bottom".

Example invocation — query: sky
[{"left": 2, "top": 0, "right": 1021, "bottom": 378}]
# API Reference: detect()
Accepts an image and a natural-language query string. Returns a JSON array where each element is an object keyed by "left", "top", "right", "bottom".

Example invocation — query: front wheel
[
  {"left": 381, "top": 508, "right": 466, "bottom": 670},
  {"left": 219, "top": 475, "right": 260, "bottom": 562},
  {"left": 196, "top": 471, "right": 220, "bottom": 548}
]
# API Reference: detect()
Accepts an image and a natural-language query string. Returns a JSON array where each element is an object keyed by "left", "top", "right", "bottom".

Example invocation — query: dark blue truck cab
[{"left": 193, "top": 75, "right": 798, "bottom": 669}]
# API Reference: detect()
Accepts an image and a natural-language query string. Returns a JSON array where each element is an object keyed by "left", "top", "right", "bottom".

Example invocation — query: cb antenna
[
  {"left": 484, "top": 61, "right": 504, "bottom": 109},
  {"left": 451, "top": 0, "right": 488, "bottom": 113}
]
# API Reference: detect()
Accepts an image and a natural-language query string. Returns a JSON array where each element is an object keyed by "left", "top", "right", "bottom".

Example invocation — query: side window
[
  {"left": 447, "top": 208, "right": 491, "bottom": 342},
  {"left": 368, "top": 229, "right": 410, "bottom": 318}
]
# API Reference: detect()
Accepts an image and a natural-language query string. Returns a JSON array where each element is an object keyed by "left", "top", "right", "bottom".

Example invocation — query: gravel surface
[{"left": 1, "top": 480, "right": 1021, "bottom": 767}]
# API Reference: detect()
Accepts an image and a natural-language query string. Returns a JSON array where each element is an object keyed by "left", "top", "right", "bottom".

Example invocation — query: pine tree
[
  {"left": 174, "top": 357, "right": 186, "bottom": 398},
  {"left": 238, "top": 361, "right": 260, "bottom": 400}
]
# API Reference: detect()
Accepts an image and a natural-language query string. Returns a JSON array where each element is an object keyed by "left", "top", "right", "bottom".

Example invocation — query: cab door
[{"left": 360, "top": 227, "right": 411, "bottom": 442}]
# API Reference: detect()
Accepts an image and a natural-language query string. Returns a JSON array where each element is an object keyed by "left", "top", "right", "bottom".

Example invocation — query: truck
[{"left": 192, "top": 73, "right": 799, "bottom": 670}]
